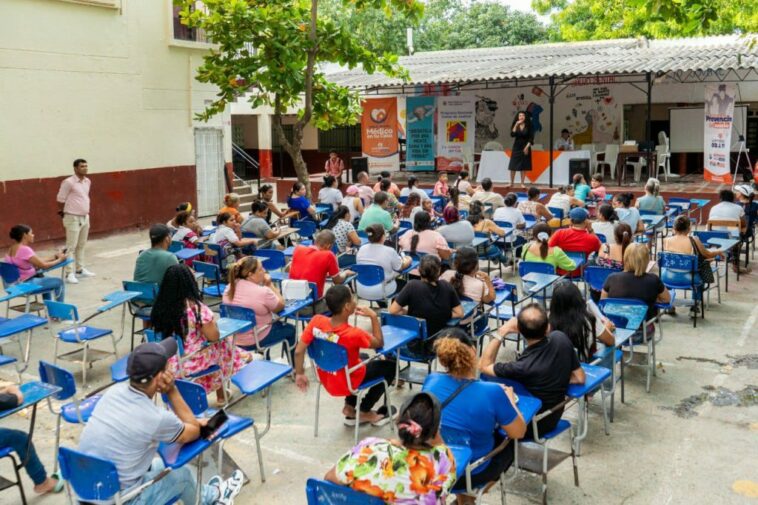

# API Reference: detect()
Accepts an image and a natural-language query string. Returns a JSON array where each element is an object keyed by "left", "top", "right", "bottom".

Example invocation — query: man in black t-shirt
[
  {"left": 0, "top": 385, "right": 61, "bottom": 494},
  {"left": 480, "top": 303, "right": 585, "bottom": 437}
]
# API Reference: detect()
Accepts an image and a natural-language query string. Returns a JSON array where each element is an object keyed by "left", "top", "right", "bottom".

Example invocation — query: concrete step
[{"left": 233, "top": 184, "right": 252, "bottom": 195}]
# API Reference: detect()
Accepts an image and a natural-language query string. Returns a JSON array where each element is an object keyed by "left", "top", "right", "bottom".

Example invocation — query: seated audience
[
  {"left": 400, "top": 175, "right": 431, "bottom": 201},
  {"left": 355, "top": 224, "right": 412, "bottom": 302},
  {"left": 438, "top": 206, "right": 474, "bottom": 247},
  {"left": 661, "top": 215, "right": 723, "bottom": 291},
  {"left": 468, "top": 201, "right": 508, "bottom": 262},
  {"left": 613, "top": 192, "right": 644, "bottom": 233},
  {"left": 5, "top": 224, "right": 67, "bottom": 301},
  {"left": 343, "top": 185, "right": 365, "bottom": 223},
  {"left": 493, "top": 192, "right": 526, "bottom": 242},
  {"left": 433, "top": 172, "right": 449, "bottom": 197},
  {"left": 355, "top": 171, "right": 376, "bottom": 207},
  {"left": 440, "top": 247, "right": 495, "bottom": 331},
  {"left": 572, "top": 173, "right": 592, "bottom": 203},
  {"left": 518, "top": 186, "right": 553, "bottom": 222},
  {"left": 591, "top": 204, "right": 618, "bottom": 245},
  {"left": 219, "top": 193, "right": 244, "bottom": 224},
  {"left": 421, "top": 198, "right": 438, "bottom": 219},
  {"left": 390, "top": 256, "right": 463, "bottom": 355},
  {"left": 325, "top": 392, "right": 456, "bottom": 503},
  {"left": 317, "top": 175, "right": 343, "bottom": 210},
  {"left": 455, "top": 170, "right": 475, "bottom": 196},
  {"left": 636, "top": 178, "right": 666, "bottom": 214},
  {"left": 735, "top": 184, "right": 757, "bottom": 238},
  {"left": 602, "top": 243, "right": 671, "bottom": 339},
  {"left": 398, "top": 212, "right": 451, "bottom": 260},
  {"left": 289, "top": 230, "right": 354, "bottom": 311},
  {"left": 423, "top": 329, "right": 525, "bottom": 498},
  {"left": 210, "top": 212, "right": 257, "bottom": 256},
  {"left": 287, "top": 182, "right": 318, "bottom": 221},
  {"left": 325, "top": 205, "right": 361, "bottom": 267},
  {"left": 151, "top": 264, "right": 250, "bottom": 404},
  {"left": 521, "top": 223, "right": 576, "bottom": 272},
  {"left": 471, "top": 177, "right": 505, "bottom": 209},
  {"left": 372, "top": 170, "right": 401, "bottom": 197},
  {"left": 0, "top": 385, "right": 62, "bottom": 495},
  {"left": 549, "top": 281, "right": 615, "bottom": 361},
  {"left": 546, "top": 185, "right": 584, "bottom": 224},
  {"left": 358, "top": 192, "right": 397, "bottom": 233},
  {"left": 445, "top": 187, "right": 460, "bottom": 210},
  {"left": 480, "top": 303, "right": 585, "bottom": 437},
  {"left": 133, "top": 223, "right": 179, "bottom": 285},
  {"left": 223, "top": 256, "right": 295, "bottom": 361},
  {"left": 241, "top": 201, "right": 284, "bottom": 250},
  {"left": 548, "top": 208, "right": 601, "bottom": 274},
  {"left": 380, "top": 178, "right": 401, "bottom": 213},
  {"left": 709, "top": 188, "right": 749, "bottom": 273},
  {"left": 590, "top": 173, "right": 607, "bottom": 201},
  {"left": 258, "top": 184, "right": 297, "bottom": 222},
  {"left": 167, "top": 202, "right": 202, "bottom": 235},
  {"left": 79, "top": 338, "right": 243, "bottom": 504},
  {"left": 596, "top": 222, "right": 632, "bottom": 270},
  {"left": 400, "top": 192, "right": 423, "bottom": 224},
  {"left": 294, "top": 285, "right": 395, "bottom": 425},
  {"left": 171, "top": 210, "right": 201, "bottom": 249}
]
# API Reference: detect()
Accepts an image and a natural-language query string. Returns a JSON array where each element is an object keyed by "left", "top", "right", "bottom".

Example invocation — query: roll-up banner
[
  {"left": 360, "top": 97, "right": 399, "bottom": 174},
  {"left": 437, "top": 97, "right": 475, "bottom": 172},
  {"left": 704, "top": 83, "right": 736, "bottom": 183},
  {"left": 405, "top": 96, "right": 436, "bottom": 171}
]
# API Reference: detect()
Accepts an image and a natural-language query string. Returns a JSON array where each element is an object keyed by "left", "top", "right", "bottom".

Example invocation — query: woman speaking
[{"left": 508, "top": 111, "right": 533, "bottom": 188}]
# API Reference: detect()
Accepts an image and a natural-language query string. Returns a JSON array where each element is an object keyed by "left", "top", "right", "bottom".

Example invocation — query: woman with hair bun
[
  {"left": 4, "top": 224, "right": 67, "bottom": 301},
  {"left": 422, "top": 328, "right": 526, "bottom": 499},
  {"left": 318, "top": 175, "right": 343, "bottom": 211},
  {"left": 636, "top": 178, "right": 665, "bottom": 214},
  {"left": 356, "top": 224, "right": 412, "bottom": 303},
  {"left": 324, "top": 391, "right": 457, "bottom": 503},
  {"left": 520, "top": 223, "right": 576, "bottom": 270},
  {"left": 597, "top": 222, "right": 633, "bottom": 270}
]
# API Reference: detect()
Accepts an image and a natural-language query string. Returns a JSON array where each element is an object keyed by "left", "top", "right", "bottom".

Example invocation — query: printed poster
[
  {"left": 704, "top": 83, "right": 736, "bottom": 183},
  {"left": 437, "top": 97, "right": 475, "bottom": 172},
  {"left": 405, "top": 96, "right": 436, "bottom": 171},
  {"left": 361, "top": 97, "right": 399, "bottom": 174}
]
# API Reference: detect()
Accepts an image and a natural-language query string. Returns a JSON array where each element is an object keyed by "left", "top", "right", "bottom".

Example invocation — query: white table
[{"left": 477, "top": 149, "right": 591, "bottom": 185}]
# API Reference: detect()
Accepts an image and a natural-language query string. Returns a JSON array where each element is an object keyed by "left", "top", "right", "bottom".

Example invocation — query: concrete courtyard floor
[{"left": 1, "top": 225, "right": 756, "bottom": 504}]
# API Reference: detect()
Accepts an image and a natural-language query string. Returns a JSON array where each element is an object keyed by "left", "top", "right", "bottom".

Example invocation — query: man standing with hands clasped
[{"left": 56, "top": 158, "right": 95, "bottom": 284}]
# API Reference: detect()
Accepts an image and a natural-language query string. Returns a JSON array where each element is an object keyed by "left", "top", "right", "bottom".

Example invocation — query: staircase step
[{"left": 233, "top": 184, "right": 252, "bottom": 196}]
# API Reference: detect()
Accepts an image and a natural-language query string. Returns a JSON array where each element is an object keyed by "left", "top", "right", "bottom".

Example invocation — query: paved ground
[{"left": 1, "top": 224, "right": 756, "bottom": 504}]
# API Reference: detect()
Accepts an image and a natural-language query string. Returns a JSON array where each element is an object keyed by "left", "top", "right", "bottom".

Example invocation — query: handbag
[{"left": 690, "top": 238, "right": 715, "bottom": 284}]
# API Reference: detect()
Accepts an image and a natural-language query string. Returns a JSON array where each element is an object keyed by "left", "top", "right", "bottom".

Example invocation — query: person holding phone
[
  {"left": 4, "top": 224, "right": 67, "bottom": 301},
  {"left": 508, "top": 111, "right": 534, "bottom": 188},
  {"left": 78, "top": 339, "right": 244, "bottom": 505}
]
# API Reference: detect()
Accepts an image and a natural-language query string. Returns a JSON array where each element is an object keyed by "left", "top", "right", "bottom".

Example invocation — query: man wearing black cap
[
  {"left": 133, "top": 223, "right": 179, "bottom": 285},
  {"left": 78, "top": 339, "right": 243, "bottom": 504}
]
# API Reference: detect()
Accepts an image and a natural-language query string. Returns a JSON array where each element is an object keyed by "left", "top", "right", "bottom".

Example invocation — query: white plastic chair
[
  {"left": 655, "top": 145, "right": 672, "bottom": 181},
  {"left": 597, "top": 144, "right": 620, "bottom": 180}
]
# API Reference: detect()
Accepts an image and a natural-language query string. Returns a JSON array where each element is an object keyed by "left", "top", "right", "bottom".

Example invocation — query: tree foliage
[
  {"left": 180, "top": 0, "right": 422, "bottom": 192},
  {"left": 533, "top": 0, "right": 758, "bottom": 41}
]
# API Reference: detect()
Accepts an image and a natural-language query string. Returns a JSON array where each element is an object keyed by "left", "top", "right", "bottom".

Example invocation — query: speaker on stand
[
  {"left": 350, "top": 157, "right": 368, "bottom": 183},
  {"left": 568, "top": 158, "right": 591, "bottom": 183}
]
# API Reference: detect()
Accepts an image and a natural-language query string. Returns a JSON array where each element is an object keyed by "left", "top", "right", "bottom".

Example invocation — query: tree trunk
[{"left": 273, "top": 109, "right": 312, "bottom": 199}]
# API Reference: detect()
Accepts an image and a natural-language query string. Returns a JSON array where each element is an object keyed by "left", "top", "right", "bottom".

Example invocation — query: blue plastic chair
[
  {"left": 121, "top": 280, "right": 158, "bottom": 350},
  {"left": 307, "top": 338, "right": 393, "bottom": 443},
  {"left": 518, "top": 261, "right": 556, "bottom": 301},
  {"left": 192, "top": 261, "right": 227, "bottom": 303},
  {"left": 583, "top": 266, "right": 620, "bottom": 293},
  {"left": 44, "top": 301, "right": 116, "bottom": 387},
  {"left": 220, "top": 303, "right": 293, "bottom": 364},
  {"left": 657, "top": 251, "right": 703, "bottom": 327},
  {"left": 0, "top": 262, "right": 54, "bottom": 314},
  {"left": 548, "top": 206, "right": 565, "bottom": 224},
  {"left": 351, "top": 264, "right": 394, "bottom": 307},
  {"left": 293, "top": 220, "right": 317, "bottom": 240},
  {"left": 201, "top": 242, "right": 226, "bottom": 269},
  {"left": 379, "top": 313, "right": 424, "bottom": 385},
  {"left": 254, "top": 249, "right": 288, "bottom": 283},
  {"left": 38, "top": 361, "right": 105, "bottom": 474},
  {"left": 0, "top": 445, "right": 26, "bottom": 504},
  {"left": 305, "top": 478, "right": 384, "bottom": 505},
  {"left": 58, "top": 447, "right": 179, "bottom": 505}
]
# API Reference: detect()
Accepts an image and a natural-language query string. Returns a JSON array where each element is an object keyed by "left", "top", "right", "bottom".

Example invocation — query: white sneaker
[
  {"left": 216, "top": 470, "right": 244, "bottom": 504},
  {"left": 66, "top": 273, "right": 79, "bottom": 284},
  {"left": 77, "top": 268, "right": 96, "bottom": 278}
]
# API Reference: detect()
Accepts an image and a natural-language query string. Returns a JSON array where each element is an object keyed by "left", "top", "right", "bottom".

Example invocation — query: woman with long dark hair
[
  {"left": 400, "top": 192, "right": 422, "bottom": 222},
  {"left": 549, "top": 281, "right": 615, "bottom": 362},
  {"left": 398, "top": 212, "right": 451, "bottom": 259},
  {"left": 318, "top": 175, "right": 343, "bottom": 210},
  {"left": 400, "top": 175, "right": 429, "bottom": 201},
  {"left": 325, "top": 205, "right": 361, "bottom": 266},
  {"left": 597, "top": 222, "right": 632, "bottom": 270},
  {"left": 591, "top": 204, "right": 618, "bottom": 245},
  {"left": 287, "top": 181, "right": 317, "bottom": 221},
  {"left": 440, "top": 246, "right": 495, "bottom": 333},
  {"left": 152, "top": 264, "right": 250, "bottom": 404},
  {"left": 508, "top": 111, "right": 533, "bottom": 188},
  {"left": 4, "top": 224, "right": 67, "bottom": 301}
]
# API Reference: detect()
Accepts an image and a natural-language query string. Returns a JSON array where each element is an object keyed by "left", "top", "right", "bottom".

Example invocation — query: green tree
[
  {"left": 180, "top": 0, "right": 422, "bottom": 195},
  {"left": 533, "top": 0, "right": 758, "bottom": 40}
]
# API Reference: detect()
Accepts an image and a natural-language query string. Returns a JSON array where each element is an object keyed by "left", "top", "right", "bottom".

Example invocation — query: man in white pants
[{"left": 56, "top": 158, "right": 95, "bottom": 284}]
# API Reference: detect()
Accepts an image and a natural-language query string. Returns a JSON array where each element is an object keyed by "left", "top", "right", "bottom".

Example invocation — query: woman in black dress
[{"left": 509, "top": 111, "right": 534, "bottom": 188}]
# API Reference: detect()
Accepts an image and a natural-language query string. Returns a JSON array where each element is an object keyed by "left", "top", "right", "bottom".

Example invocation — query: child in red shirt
[{"left": 294, "top": 285, "right": 396, "bottom": 426}]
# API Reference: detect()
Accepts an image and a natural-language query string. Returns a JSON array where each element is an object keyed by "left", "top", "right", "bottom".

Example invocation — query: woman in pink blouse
[
  {"left": 398, "top": 213, "right": 451, "bottom": 265},
  {"left": 4, "top": 225, "right": 67, "bottom": 301}
]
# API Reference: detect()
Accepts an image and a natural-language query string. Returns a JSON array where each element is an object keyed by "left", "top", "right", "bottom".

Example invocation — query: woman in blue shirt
[
  {"left": 422, "top": 328, "right": 526, "bottom": 495},
  {"left": 286, "top": 182, "right": 317, "bottom": 221},
  {"left": 572, "top": 173, "right": 591, "bottom": 202},
  {"left": 636, "top": 178, "right": 666, "bottom": 214},
  {"left": 613, "top": 192, "right": 644, "bottom": 234}
]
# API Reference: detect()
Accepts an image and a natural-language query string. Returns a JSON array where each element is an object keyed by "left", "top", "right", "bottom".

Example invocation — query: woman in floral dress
[
  {"left": 151, "top": 264, "right": 249, "bottom": 404},
  {"left": 325, "top": 392, "right": 456, "bottom": 504}
]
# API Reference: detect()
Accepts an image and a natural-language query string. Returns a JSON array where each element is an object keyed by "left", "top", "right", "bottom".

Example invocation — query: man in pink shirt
[
  {"left": 324, "top": 150, "right": 345, "bottom": 185},
  {"left": 56, "top": 158, "right": 95, "bottom": 284}
]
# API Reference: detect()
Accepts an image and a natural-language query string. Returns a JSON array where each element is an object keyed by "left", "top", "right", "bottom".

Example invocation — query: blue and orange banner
[{"left": 361, "top": 97, "right": 399, "bottom": 173}]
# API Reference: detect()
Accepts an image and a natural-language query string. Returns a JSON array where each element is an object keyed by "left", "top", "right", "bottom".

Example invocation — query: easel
[{"left": 731, "top": 134, "right": 753, "bottom": 188}]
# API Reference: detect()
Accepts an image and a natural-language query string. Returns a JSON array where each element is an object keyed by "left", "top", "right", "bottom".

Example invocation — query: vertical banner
[
  {"left": 405, "top": 96, "right": 436, "bottom": 171},
  {"left": 361, "top": 97, "right": 399, "bottom": 174},
  {"left": 704, "top": 83, "right": 736, "bottom": 183},
  {"left": 437, "top": 97, "right": 475, "bottom": 172}
]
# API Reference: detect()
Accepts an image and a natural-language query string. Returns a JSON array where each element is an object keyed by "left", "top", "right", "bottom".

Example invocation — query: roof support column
[
  {"left": 548, "top": 76, "right": 556, "bottom": 188},
  {"left": 645, "top": 72, "right": 653, "bottom": 144}
]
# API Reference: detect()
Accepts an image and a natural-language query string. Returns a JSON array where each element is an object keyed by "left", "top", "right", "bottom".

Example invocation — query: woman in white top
[
  {"left": 547, "top": 185, "right": 584, "bottom": 217},
  {"left": 210, "top": 212, "right": 257, "bottom": 254},
  {"left": 355, "top": 224, "right": 412, "bottom": 302},
  {"left": 492, "top": 192, "right": 526, "bottom": 242},
  {"left": 591, "top": 204, "right": 618, "bottom": 245},
  {"left": 400, "top": 176, "right": 430, "bottom": 201},
  {"left": 343, "top": 185, "right": 365, "bottom": 223},
  {"left": 439, "top": 246, "right": 495, "bottom": 329},
  {"left": 318, "top": 175, "right": 343, "bottom": 210},
  {"left": 325, "top": 205, "right": 361, "bottom": 267},
  {"left": 454, "top": 170, "right": 475, "bottom": 196}
]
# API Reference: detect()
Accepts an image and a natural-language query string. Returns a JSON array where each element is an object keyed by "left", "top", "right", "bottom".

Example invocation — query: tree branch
[{"left": 296, "top": 0, "right": 319, "bottom": 131}]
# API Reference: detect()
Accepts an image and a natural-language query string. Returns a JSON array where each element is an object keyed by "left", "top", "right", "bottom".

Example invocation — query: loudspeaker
[
  {"left": 351, "top": 157, "right": 368, "bottom": 182},
  {"left": 569, "top": 158, "right": 591, "bottom": 182}
]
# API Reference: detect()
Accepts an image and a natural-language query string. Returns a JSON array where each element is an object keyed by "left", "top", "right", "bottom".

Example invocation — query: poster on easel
[
  {"left": 437, "top": 97, "right": 475, "bottom": 172},
  {"left": 405, "top": 96, "right": 436, "bottom": 171},
  {"left": 361, "top": 97, "right": 399, "bottom": 174},
  {"left": 704, "top": 83, "right": 736, "bottom": 183}
]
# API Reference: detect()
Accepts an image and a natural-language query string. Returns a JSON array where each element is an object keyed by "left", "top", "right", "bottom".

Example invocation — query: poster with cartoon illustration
[{"left": 560, "top": 81, "right": 620, "bottom": 146}]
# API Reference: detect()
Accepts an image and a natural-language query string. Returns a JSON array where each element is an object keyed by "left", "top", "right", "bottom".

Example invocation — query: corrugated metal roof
[{"left": 325, "top": 35, "right": 758, "bottom": 89}]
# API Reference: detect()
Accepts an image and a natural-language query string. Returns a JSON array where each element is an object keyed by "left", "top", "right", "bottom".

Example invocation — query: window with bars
[
  {"left": 318, "top": 125, "right": 362, "bottom": 152},
  {"left": 173, "top": 1, "right": 209, "bottom": 43}
]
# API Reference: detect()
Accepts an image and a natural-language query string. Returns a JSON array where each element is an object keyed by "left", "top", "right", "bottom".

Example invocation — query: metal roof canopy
[{"left": 324, "top": 35, "right": 758, "bottom": 187}]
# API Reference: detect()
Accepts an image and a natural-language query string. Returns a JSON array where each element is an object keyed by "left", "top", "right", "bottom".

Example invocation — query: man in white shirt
[
  {"left": 56, "top": 158, "right": 95, "bottom": 284},
  {"left": 471, "top": 178, "right": 505, "bottom": 210},
  {"left": 554, "top": 129, "right": 574, "bottom": 151},
  {"left": 709, "top": 189, "right": 749, "bottom": 273}
]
